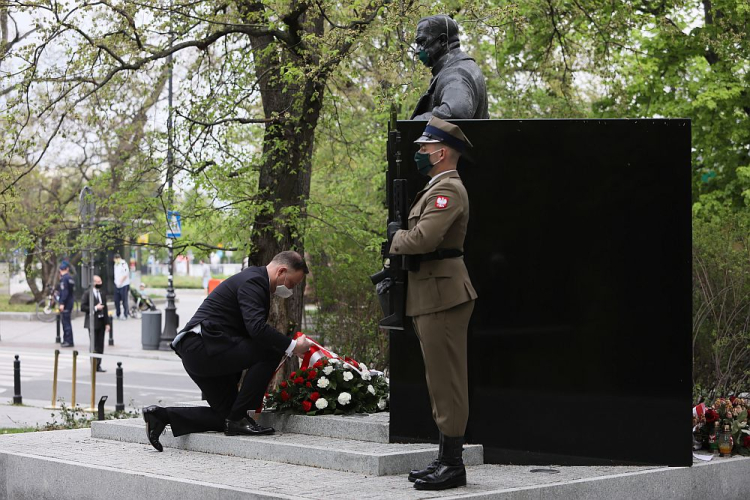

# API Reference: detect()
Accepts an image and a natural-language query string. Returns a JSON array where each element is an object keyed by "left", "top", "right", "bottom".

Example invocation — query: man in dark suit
[
  {"left": 142, "top": 251, "right": 312, "bottom": 451},
  {"left": 80, "top": 274, "right": 110, "bottom": 372}
]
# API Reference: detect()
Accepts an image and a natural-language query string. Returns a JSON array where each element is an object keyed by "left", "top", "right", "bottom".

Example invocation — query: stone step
[
  {"left": 91, "top": 418, "right": 484, "bottom": 476},
  {"left": 173, "top": 403, "right": 389, "bottom": 443},
  {"left": 2, "top": 429, "right": 748, "bottom": 500}
]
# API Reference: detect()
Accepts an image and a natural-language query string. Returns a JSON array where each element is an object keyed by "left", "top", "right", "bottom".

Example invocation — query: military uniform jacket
[
  {"left": 390, "top": 171, "right": 478, "bottom": 316},
  {"left": 411, "top": 49, "right": 489, "bottom": 120}
]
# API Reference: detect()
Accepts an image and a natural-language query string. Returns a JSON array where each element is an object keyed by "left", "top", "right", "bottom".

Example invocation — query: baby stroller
[{"left": 129, "top": 285, "right": 156, "bottom": 319}]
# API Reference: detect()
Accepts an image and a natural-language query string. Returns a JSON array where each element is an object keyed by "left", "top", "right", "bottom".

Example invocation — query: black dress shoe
[
  {"left": 142, "top": 405, "right": 167, "bottom": 452},
  {"left": 96, "top": 367, "right": 107, "bottom": 372},
  {"left": 60, "top": 342, "right": 74, "bottom": 347},
  {"left": 224, "top": 416, "right": 274, "bottom": 436}
]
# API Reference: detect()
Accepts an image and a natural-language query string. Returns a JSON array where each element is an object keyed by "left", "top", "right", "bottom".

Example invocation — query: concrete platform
[
  {"left": 90, "top": 418, "right": 483, "bottom": 475},
  {"left": 173, "top": 403, "right": 390, "bottom": 443},
  {"left": 1, "top": 429, "right": 748, "bottom": 500}
]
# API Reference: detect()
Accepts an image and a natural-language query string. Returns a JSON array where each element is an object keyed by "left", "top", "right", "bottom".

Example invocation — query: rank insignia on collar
[{"left": 435, "top": 196, "right": 449, "bottom": 209}]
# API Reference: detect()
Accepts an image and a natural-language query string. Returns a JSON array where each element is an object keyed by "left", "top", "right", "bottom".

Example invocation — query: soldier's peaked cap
[{"left": 414, "top": 117, "right": 473, "bottom": 153}]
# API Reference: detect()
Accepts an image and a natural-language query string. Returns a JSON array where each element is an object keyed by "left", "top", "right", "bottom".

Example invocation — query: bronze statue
[{"left": 411, "top": 15, "right": 489, "bottom": 120}]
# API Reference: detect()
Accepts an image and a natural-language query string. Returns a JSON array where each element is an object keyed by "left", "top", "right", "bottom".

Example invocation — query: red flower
[
  {"left": 294, "top": 376, "right": 305, "bottom": 385},
  {"left": 310, "top": 392, "right": 320, "bottom": 402},
  {"left": 280, "top": 390, "right": 290, "bottom": 402},
  {"left": 308, "top": 369, "right": 317, "bottom": 379},
  {"left": 280, "top": 381, "right": 288, "bottom": 388},
  {"left": 290, "top": 371, "right": 296, "bottom": 379},
  {"left": 743, "top": 435, "right": 750, "bottom": 448},
  {"left": 306, "top": 382, "right": 312, "bottom": 388},
  {"left": 729, "top": 396, "right": 737, "bottom": 404},
  {"left": 313, "top": 361, "right": 324, "bottom": 369},
  {"left": 706, "top": 409, "right": 720, "bottom": 424},
  {"left": 302, "top": 400, "right": 312, "bottom": 412}
]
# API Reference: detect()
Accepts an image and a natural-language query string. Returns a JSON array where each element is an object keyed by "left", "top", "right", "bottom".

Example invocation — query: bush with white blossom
[{"left": 265, "top": 356, "right": 389, "bottom": 415}]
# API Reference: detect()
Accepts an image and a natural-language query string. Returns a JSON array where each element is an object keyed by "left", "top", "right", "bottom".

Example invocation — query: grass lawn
[
  {"left": 0, "top": 427, "right": 38, "bottom": 435},
  {"left": 0, "top": 294, "right": 37, "bottom": 313},
  {"left": 141, "top": 275, "right": 227, "bottom": 289}
]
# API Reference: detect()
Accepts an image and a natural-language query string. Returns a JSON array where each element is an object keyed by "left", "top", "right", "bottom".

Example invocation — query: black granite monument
[{"left": 387, "top": 119, "right": 692, "bottom": 466}]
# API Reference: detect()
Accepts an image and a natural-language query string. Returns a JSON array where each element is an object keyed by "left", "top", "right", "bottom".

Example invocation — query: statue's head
[{"left": 415, "top": 15, "right": 460, "bottom": 68}]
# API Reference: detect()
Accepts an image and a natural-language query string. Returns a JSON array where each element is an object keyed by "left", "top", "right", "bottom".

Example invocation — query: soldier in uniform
[
  {"left": 57, "top": 261, "right": 76, "bottom": 347},
  {"left": 411, "top": 15, "right": 489, "bottom": 120},
  {"left": 388, "top": 117, "right": 477, "bottom": 490}
]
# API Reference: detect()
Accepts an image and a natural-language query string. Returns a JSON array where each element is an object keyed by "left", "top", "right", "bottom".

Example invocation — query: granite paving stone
[{"left": 4, "top": 429, "right": 747, "bottom": 500}]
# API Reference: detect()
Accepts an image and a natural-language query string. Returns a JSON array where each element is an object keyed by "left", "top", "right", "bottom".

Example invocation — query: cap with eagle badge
[{"left": 414, "top": 117, "right": 473, "bottom": 153}]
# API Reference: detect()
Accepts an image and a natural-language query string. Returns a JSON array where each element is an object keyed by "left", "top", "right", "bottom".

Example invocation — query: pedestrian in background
[
  {"left": 81, "top": 274, "right": 110, "bottom": 372},
  {"left": 201, "top": 259, "right": 211, "bottom": 295},
  {"left": 57, "top": 261, "right": 76, "bottom": 347},
  {"left": 113, "top": 253, "right": 130, "bottom": 320}
]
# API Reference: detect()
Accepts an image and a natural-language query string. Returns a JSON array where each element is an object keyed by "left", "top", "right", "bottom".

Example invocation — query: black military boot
[
  {"left": 408, "top": 433, "right": 443, "bottom": 482},
  {"left": 413, "top": 435, "right": 466, "bottom": 490}
]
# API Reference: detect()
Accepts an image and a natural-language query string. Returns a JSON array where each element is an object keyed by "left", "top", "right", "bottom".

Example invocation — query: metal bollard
[
  {"left": 115, "top": 362, "right": 124, "bottom": 412},
  {"left": 71, "top": 350, "right": 78, "bottom": 408},
  {"left": 46, "top": 349, "right": 61, "bottom": 409},
  {"left": 98, "top": 395, "right": 108, "bottom": 421},
  {"left": 13, "top": 355, "right": 22, "bottom": 404},
  {"left": 108, "top": 312, "right": 114, "bottom": 346},
  {"left": 55, "top": 312, "right": 61, "bottom": 343},
  {"left": 86, "top": 357, "right": 97, "bottom": 412}
]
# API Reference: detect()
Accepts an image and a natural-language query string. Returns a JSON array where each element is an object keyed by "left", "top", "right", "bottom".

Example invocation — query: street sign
[{"left": 166, "top": 211, "right": 182, "bottom": 238}]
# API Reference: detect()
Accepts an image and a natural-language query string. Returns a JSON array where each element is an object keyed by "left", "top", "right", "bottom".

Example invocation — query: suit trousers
[
  {"left": 412, "top": 300, "right": 474, "bottom": 438},
  {"left": 165, "top": 333, "right": 282, "bottom": 436},
  {"left": 93, "top": 324, "right": 105, "bottom": 368}
]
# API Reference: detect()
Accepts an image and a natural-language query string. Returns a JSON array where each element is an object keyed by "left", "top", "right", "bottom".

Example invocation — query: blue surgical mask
[{"left": 413, "top": 149, "right": 443, "bottom": 176}]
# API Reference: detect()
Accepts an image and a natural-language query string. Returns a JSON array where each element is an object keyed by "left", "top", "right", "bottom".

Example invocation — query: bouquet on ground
[
  {"left": 693, "top": 395, "right": 749, "bottom": 456},
  {"left": 264, "top": 332, "right": 389, "bottom": 415}
]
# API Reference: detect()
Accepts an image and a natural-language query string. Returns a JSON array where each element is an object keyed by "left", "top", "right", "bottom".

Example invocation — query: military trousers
[{"left": 412, "top": 299, "right": 474, "bottom": 438}]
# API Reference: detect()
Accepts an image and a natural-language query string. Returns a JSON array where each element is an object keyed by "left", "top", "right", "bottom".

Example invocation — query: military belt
[{"left": 419, "top": 249, "right": 464, "bottom": 262}]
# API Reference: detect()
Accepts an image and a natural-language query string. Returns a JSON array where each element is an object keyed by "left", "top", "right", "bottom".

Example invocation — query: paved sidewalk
[{"left": 0, "top": 289, "right": 207, "bottom": 429}]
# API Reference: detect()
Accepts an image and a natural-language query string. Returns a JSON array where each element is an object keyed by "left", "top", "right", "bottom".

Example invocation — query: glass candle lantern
[{"left": 718, "top": 424, "right": 733, "bottom": 456}]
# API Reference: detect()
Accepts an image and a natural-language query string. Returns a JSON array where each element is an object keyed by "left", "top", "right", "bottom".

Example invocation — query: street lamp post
[{"left": 161, "top": 19, "right": 179, "bottom": 348}]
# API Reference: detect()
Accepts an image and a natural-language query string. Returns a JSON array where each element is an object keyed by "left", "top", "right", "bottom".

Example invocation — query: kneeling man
[{"left": 143, "top": 251, "right": 312, "bottom": 451}]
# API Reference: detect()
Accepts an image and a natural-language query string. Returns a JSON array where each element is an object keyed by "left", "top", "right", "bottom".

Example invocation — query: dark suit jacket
[
  {"left": 81, "top": 287, "right": 109, "bottom": 330},
  {"left": 182, "top": 266, "right": 292, "bottom": 356}
]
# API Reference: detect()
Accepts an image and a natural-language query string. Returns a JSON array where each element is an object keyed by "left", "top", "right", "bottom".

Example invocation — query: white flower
[
  {"left": 359, "top": 363, "right": 368, "bottom": 372},
  {"left": 329, "top": 358, "right": 340, "bottom": 365},
  {"left": 317, "top": 376, "right": 330, "bottom": 389},
  {"left": 384, "top": 377, "right": 389, "bottom": 384},
  {"left": 323, "top": 366, "right": 334, "bottom": 376},
  {"left": 377, "top": 399, "right": 387, "bottom": 410},
  {"left": 338, "top": 392, "right": 352, "bottom": 405},
  {"left": 367, "top": 385, "right": 376, "bottom": 395},
  {"left": 342, "top": 371, "right": 354, "bottom": 382},
  {"left": 315, "top": 398, "right": 328, "bottom": 410},
  {"left": 361, "top": 371, "right": 371, "bottom": 381}
]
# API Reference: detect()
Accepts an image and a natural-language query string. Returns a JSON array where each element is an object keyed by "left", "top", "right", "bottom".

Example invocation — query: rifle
[{"left": 371, "top": 177, "right": 409, "bottom": 330}]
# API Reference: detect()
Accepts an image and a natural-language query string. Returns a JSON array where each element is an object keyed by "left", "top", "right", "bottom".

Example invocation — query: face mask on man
[
  {"left": 417, "top": 37, "right": 439, "bottom": 66},
  {"left": 274, "top": 272, "right": 293, "bottom": 299},
  {"left": 413, "top": 148, "right": 443, "bottom": 176},
  {"left": 94, "top": 284, "right": 102, "bottom": 289}
]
